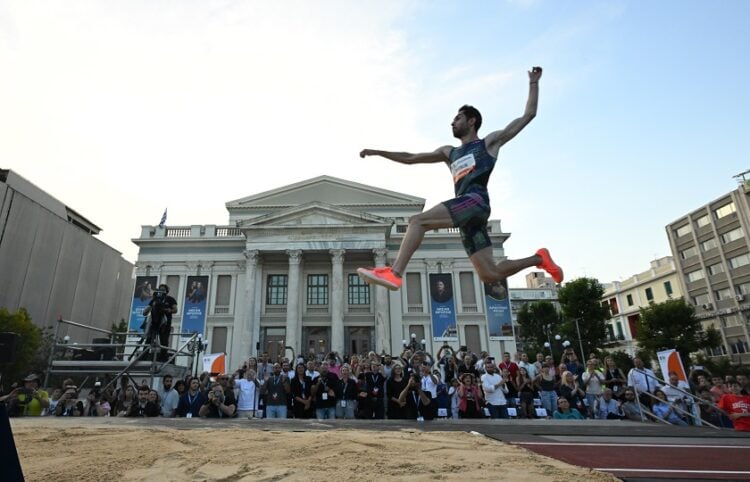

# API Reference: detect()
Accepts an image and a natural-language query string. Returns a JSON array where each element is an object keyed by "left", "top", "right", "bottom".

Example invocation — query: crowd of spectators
[{"left": 2, "top": 346, "right": 749, "bottom": 431}]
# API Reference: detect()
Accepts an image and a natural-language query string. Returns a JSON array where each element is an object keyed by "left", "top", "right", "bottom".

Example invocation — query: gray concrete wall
[{"left": 0, "top": 178, "right": 133, "bottom": 342}]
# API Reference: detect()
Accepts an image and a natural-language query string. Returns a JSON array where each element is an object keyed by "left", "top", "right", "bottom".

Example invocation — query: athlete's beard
[{"left": 452, "top": 124, "right": 468, "bottom": 139}]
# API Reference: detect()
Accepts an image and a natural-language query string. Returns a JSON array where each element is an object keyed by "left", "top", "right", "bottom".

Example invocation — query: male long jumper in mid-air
[{"left": 357, "top": 66, "right": 563, "bottom": 291}]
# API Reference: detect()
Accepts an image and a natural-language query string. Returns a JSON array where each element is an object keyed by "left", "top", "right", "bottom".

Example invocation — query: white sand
[{"left": 11, "top": 419, "right": 619, "bottom": 481}]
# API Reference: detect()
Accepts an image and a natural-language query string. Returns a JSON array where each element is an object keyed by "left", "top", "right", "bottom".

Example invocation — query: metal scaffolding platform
[{"left": 44, "top": 316, "right": 205, "bottom": 391}]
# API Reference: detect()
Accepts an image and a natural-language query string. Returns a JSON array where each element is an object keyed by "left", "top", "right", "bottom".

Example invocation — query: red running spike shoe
[
  {"left": 535, "top": 248, "right": 564, "bottom": 284},
  {"left": 356, "top": 266, "right": 402, "bottom": 291}
]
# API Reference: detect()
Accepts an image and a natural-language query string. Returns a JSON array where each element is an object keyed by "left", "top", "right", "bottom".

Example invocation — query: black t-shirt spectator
[
  {"left": 314, "top": 372, "right": 339, "bottom": 408},
  {"left": 338, "top": 377, "right": 358, "bottom": 401},
  {"left": 126, "top": 401, "right": 159, "bottom": 417},
  {"left": 366, "top": 372, "right": 385, "bottom": 400}
]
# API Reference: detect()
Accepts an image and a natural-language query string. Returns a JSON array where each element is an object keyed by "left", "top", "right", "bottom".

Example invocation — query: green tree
[
  {"left": 557, "top": 277, "right": 610, "bottom": 360},
  {"left": 516, "top": 301, "right": 562, "bottom": 351},
  {"left": 636, "top": 298, "right": 721, "bottom": 369},
  {"left": 0, "top": 308, "right": 43, "bottom": 387}
]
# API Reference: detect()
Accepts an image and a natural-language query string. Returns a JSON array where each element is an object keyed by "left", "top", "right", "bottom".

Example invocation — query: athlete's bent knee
[{"left": 475, "top": 267, "right": 498, "bottom": 284}]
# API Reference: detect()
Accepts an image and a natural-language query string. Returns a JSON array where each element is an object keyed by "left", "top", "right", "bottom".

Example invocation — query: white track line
[
  {"left": 515, "top": 441, "right": 747, "bottom": 449},
  {"left": 595, "top": 468, "right": 750, "bottom": 475}
]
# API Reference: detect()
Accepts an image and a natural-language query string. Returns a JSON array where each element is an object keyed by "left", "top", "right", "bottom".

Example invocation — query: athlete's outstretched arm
[
  {"left": 360, "top": 146, "right": 451, "bottom": 165},
  {"left": 484, "top": 66, "right": 542, "bottom": 157}
]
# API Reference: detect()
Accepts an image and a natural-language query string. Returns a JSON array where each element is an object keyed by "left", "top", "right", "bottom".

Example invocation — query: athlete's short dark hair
[{"left": 459, "top": 105, "right": 482, "bottom": 131}]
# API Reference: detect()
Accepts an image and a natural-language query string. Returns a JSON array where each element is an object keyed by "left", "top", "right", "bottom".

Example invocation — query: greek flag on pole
[{"left": 158, "top": 208, "right": 167, "bottom": 228}]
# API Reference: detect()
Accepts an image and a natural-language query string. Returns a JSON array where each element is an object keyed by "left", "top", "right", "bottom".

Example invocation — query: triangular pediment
[
  {"left": 238, "top": 202, "right": 391, "bottom": 228},
  {"left": 226, "top": 175, "right": 424, "bottom": 209}
]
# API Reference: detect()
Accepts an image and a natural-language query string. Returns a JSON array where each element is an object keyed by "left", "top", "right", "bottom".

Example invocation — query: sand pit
[{"left": 10, "top": 419, "right": 619, "bottom": 481}]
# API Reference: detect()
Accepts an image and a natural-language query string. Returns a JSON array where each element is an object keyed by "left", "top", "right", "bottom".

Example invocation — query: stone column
[
  {"left": 285, "top": 250, "right": 303, "bottom": 357},
  {"left": 373, "top": 248, "right": 390, "bottom": 354},
  {"left": 238, "top": 250, "right": 259, "bottom": 361},
  {"left": 330, "top": 249, "right": 346, "bottom": 354}
]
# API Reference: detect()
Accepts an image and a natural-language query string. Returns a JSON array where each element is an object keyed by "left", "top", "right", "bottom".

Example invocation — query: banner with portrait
[
  {"left": 183, "top": 275, "right": 209, "bottom": 338},
  {"left": 128, "top": 276, "right": 158, "bottom": 332},
  {"left": 429, "top": 273, "right": 458, "bottom": 341},
  {"left": 485, "top": 279, "right": 513, "bottom": 338}
]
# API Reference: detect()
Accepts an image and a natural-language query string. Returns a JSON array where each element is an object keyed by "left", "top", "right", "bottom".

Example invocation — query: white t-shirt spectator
[
  {"left": 236, "top": 378, "right": 259, "bottom": 411},
  {"left": 421, "top": 374, "right": 438, "bottom": 399},
  {"left": 481, "top": 373, "right": 508, "bottom": 406},
  {"left": 157, "top": 387, "right": 180, "bottom": 417},
  {"left": 582, "top": 371, "right": 605, "bottom": 395}
]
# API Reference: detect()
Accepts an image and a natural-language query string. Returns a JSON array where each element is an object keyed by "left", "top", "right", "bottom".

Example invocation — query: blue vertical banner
[
  {"left": 429, "top": 273, "right": 458, "bottom": 341},
  {"left": 183, "top": 275, "right": 209, "bottom": 337},
  {"left": 485, "top": 280, "right": 513, "bottom": 337},
  {"left": 129, "top": 276, "right": 158, "bottom": 332}
]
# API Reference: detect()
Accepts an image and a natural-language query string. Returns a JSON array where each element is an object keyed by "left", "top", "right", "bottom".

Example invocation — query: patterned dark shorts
[{"left": 442, "top": 192, "right": 492, "bottom": 256}]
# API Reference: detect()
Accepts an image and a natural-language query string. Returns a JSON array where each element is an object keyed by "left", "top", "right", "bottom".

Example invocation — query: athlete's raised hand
[
  {"left": 528, "top": 66, "right": 542, "bottom": 83},
  {"left": 360, "top": 149, "right": 372, "bottom": 158}
]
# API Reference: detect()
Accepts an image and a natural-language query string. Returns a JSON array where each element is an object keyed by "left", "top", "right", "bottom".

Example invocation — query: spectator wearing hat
[{"left": 0, "top": 374, "right": 49, "bottom": 417}]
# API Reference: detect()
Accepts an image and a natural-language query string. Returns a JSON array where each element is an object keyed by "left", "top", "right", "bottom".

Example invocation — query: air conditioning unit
[
  {"left": 737, "top": 294, "right": 745, "bottom": 302},
  {"left": 701, "top": 303, "right": 714, "bottom": 310}
]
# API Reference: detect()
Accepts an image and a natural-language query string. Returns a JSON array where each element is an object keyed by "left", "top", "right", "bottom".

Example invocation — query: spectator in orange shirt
[{"left": 718, "top": 380, "right": 750, "bottom": 432}]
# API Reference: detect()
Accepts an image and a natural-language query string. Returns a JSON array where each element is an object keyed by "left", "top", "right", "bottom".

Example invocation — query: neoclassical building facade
[{"left": 133, "top": 176, "right": 515, "bottom": 370}]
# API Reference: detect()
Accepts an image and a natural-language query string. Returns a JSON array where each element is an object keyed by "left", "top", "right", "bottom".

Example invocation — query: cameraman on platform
[{"left": 142, "top": 283, "right": 178, "bottom": 362}]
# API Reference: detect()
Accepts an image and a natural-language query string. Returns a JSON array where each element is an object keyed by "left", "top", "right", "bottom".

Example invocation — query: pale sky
[{"left": 2, "top": 0, "right": 748, "bottom": 287}]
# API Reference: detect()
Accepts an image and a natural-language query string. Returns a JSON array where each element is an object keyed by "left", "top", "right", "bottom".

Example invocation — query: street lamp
[
  {"left": 543, "top": 326, "right": 569, "bottom": 363},
  {"left": 187, "top": 333, "right": 206, "bottom": 377}
]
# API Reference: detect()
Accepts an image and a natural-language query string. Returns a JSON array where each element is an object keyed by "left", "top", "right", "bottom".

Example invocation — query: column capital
[
  {"left": 329, "top": 249, "right": 346, "bottom": 265},
  {"left": 373, "top": 248, "right": 388, "bottom": 266},
  {"left": 243, "top": 249, "right": 259, "bottom": 264},
  {"left": 286, "top": 249, "right": 303, "bottom": 265}
]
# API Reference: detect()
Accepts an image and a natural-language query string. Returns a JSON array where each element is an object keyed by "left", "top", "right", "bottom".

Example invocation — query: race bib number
[
  {"left": 340, "top": 400, "right": 347, "bottom": 408},
  {"left": 186, "top": 413, "right": 192, "bottom": 419},
  {"left": 451, "top": 153, "right": 476, "bottom": 182},
  {"left": 437, "top": 408, "right": 448, "bottom": 417},
  {"left": 322, "top": 393, "right": 328, "bottom": 401}
]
